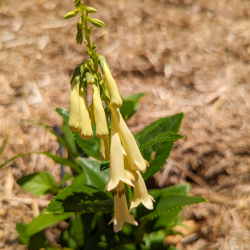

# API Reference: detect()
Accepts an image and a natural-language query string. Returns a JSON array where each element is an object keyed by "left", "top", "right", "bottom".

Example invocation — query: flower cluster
[{"left": 68, "top": 57, "right": 154, "bottom": 232}]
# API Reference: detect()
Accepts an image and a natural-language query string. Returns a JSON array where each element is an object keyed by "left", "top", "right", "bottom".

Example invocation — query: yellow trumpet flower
[
  {"left": 130, "top": 171, "right": 155, "bottom": 210},
  {"left": 108, "top": 182, "right": 138, "bottom": 233},
  {"left": 79, "top": 85, "right": 93, "bottom": 140},
  {"left": 99, "top": 137, "right": 109, "bottom": 161},
  {"left": 68, "top": 74, "right": 80, "bottom": 132},
  {"left": 92, "top": 84, "right": 108, "bottom": 138},
  {"left": 98, "top": 56, "right": 122, "bottom": 109},
  {"left": 124, "top": 151, "right": 139, "bottom": 184},
  {"left": 110, "top": 107, "right": 147, "bottom": 173},
  {"left": 105, "top": 115, "right": 134, "bottom": 191}
]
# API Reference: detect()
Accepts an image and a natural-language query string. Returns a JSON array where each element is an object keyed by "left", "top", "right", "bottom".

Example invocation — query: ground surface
[{"left": 1, "top": 0, "right": 250, "bottom": 249}]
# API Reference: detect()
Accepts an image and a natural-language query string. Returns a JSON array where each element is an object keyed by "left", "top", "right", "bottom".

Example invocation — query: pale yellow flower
[
  {"left": 108, "top": 182, "right": 138, "bottom": 233},
  {"left": 105, "top": 115, "right": 134, "bottom": 191},
  {"left": 111, "top": 107, "right": 147, "bottom": 173},
  {"left": 79, "top": 85, "right": 93, "bottom": 140},
  {"left": 123, "top": 151, "right": 139, "bottom": 184},
  {"left": 98, "top": 56, "right": 122, "bottom": 109},
  {"left": 99, "top": 137, "right": 109, "bottom": 161},
  {"left": 92, "top": 84, "right": 108, "bottom": 138},
  {"left": 130, "top": 171, "right": 155, "bottom": 210},
  {"left": 68, "top": 76, "right": 80, "bottom": 132}
]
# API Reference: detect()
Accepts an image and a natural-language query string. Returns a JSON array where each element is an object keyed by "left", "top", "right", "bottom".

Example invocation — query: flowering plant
[{"left": 0, "top": 1, "right": 206, "bottom": 249}]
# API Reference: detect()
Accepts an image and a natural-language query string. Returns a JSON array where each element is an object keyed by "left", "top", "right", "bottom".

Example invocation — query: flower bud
[
  {"left": 69, "top": 68, "right": 81, "bottom": 132},
  {"left": 92, "top": 85, "right": 108, "bottom": 138},
  {"left": 86, "top": 72, "right": 95, "bottom": 85},
  {"left": 99, "top": 137, "right": 109, "bottom": 161},
  {"left": 88, "top": 102, "right": 95, "bottom": 127},
  {"left": 79, "top": 85, "right": 93, "bottom": 140},
  {"left": 85, "top": 6, "right": 98, "bottom": 13},
  {"left": 89, "top": 58, "right": 94, "bottom": 70},
  {"left": 98, "top": 56, "right": 122, "bottom": 109},
  {"left": 64, "top": 9, "right": 79, "bottom": 19},
  {"left": 87, "top": 18, "right": 105, "bottom": 28}
]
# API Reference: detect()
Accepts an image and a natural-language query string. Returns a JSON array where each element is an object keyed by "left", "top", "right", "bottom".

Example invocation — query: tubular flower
[
  {"left": 130, "top": 171, "right": 155, "bottom": 210},
  {"left": 105, "top": 115, "right": 134, "bottom": 191},
  {"left": 111, "top": 107, "right": 147, "bottom": 173},
  {"left": 68, "top": 69, "right": 80, "bottom": 132},
  {"left": 108, "top": 182, "right": 138, "bottom": 233},
  {"left": 98, "top": 56, "right": 122, "bottom": 109},
  {"left": 99, "top": 137, "right": 109, "bottom": 161},
  {"left": 92, "top": 84, "right": 108, "bottom": 138},
  {"left": 79, "top": 85, "right": 93, "bottom": 140},
  {"left": 124, "top": 153, "right": 139, "bottom": 184},
  {"left": 88, "top": 102, "right": 95, "bottom": 127}
]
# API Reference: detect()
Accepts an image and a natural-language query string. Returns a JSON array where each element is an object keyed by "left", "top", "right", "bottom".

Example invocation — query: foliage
[
  {"left": 2, "top": 103, "right": 206, "bottom": 249},
  {"left": 0, "top": 1, "right": 206, "bottom": 249}
]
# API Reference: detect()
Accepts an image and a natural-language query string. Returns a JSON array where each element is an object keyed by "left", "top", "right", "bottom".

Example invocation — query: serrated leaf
[
  {"left": 139, "top": 131, "right": 184, "bottom": 152},
  {"left": 136, "top": 113, "right": 184, "bottom": 181},
  {"left": 140, "top": 194, "right": 206, "bottom": 221},
  {"left": 56, "top": 108, "right": 100, "bottom": 160},
  {"left": 135, "top": 113, "right": 184, "bottom": 143},
  {"left": 142, "top": 141, "right": 173, "bottom": 181},
  {"left": 45, "top": 184, "right": 113, "bottom": 213},
  {"left": 154, "top": 209, "right": 182, "bottom": 229},
  {"left": 120, "top": 93, "right": 144, "bottom": 120},
  {"left": 27, "top": 212, "right": 72, "bottom": 236},
  {"left": 17, "top": 172, "right": 57, "bottom": 196},
  {"left": 149, "top": 183, "right": 191, "bottom": 200}
]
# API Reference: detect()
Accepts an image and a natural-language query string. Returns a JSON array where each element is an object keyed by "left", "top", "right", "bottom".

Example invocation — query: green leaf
[
  {"left": 17, "top": 172, "right": 57, "bottom": 196},
  {"left": 27, "top": 212, "right": 72, "bottom": 236},
  {"left": 149, "top": 183, "right": 191, "bottom": 200},
  {"left": 56, "top": 108, "right": 100, "bottom": 160},
  {"left": 0, "top": 136, "right": 8, "bottom": 156},
  {"left": 29, "top": 230, "right": 47, "bottom": 250},
  {"left": 16, "top": 223, "right": 29, "bottom": 246},
  {"left": 135, "top": 113, "right": 184, "bottom": 142},
  {"left": 45, "top": 184, "right": 113, "bottom": 213},
  {"left": 115, "top": 244, "right": 137, "bottom": 250},
  {"left": 136, "top": 113, "right": 184, "bottom": 181},
  {"left": 0, "top": 151, "right": 81, "bottom": 173},
  {"left": 154, "top": 209, "right": 182, "bottom": 229},
  {"left": 120, "top": 93, "right": 144, "bottom": 120},
  {"left": 59, "top": 173, "right": 73, "bottom": 186},
  {"left": 76, "top": 157, "right": 110, "bottom": 191},
  {"left": 140, "top": 194, "right": 206, "bottom": 221},
  {"left": 142, "top": 141, "right": 173, "bottom": 181},
  {"left": 16, "top": 223, "right": 48, "bottom": 250},
  {"left": 62, "top": 123, "right": 78, "bottom": 156},
  {"left": 139, "top": 131, "right": 184, "bottom": 152}
]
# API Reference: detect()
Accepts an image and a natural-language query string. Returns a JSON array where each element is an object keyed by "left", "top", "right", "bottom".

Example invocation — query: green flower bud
[
  {"left": 86, "top": 72, "right": 95, "bottom": 85},
  {"left": 64, "top": 9, "right": 79, "bottom": 19},
  {"left": 85, "top": 6, "right": 98, "bottom": 13},
  {"left": 89, "top": 58, "right": 94, "bottom": 70},
  {"left": 87, "top": 18, "right": 105, "bottom": 28}
]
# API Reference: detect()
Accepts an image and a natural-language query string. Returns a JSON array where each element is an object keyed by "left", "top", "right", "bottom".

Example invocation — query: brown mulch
[{"left": 1, "top": 0, "right": 250, "bottom": 249}]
